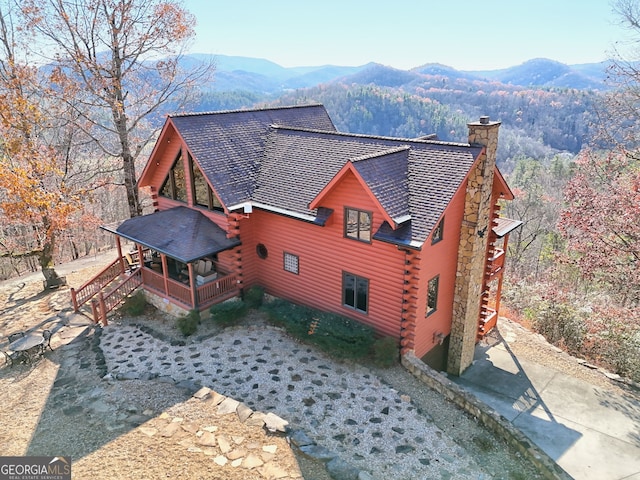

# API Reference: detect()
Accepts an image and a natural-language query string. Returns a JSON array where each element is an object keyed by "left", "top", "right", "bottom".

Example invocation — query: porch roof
[{"left": 103, "top": 207, "right": 240, "bottom": 263}]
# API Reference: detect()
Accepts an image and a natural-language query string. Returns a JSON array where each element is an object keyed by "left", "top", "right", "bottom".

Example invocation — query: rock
[
  {"left": 236, "top": 402, "right": 253, "bottom": 422},
  {"left": 326, "top": 457, "right": 360, "bottom": 480},
  {"left": 242, "top": 453, "right": 264, "bottom": 469},
  {"left": 298, "top": 444, "right": 336, "bottom": 462},
  {"left": 217, "top": 397, "right": 240, "bottom": 415},
  {"left": 139, "top": 427, "right": 157, "bottom": 437},
  {"left": 213, "top": 455, "right": 228, "bottom": 466},
  {"left": 160, "top": 422, "right": 180, "bottom": 438},
  {"left": 395, "top": 445, "right": 415, "bottom": 454},
  {"left": 217, "top": 435, "right": 232, "bottom": 454},
  {"left": 262, "top": 444, "right": 278, "bottom": 454},
  {"left": 289, "top": 430, "right": 314, "bottom": 447},
  {"left": 258, "top": 462, "right": 290, "bottom": 479},
  {"left": 358, "top": 472, "right": 375, "bottom": 480},
  {"left": 227, "top": 448, "right": 247, "bottom": 460},
  {"left": 197, "top": 431, "right": 217, "bottom": 447},
  {"left": 263, "top": 412, "right": 288, "bottom": 433},
  {"left": 245, "top": 411, "right": 266, "bottom": 427},
  {"left": 193, "top": 386, "right": 212, "bottom": 399},
  {"left": 180, "top": 422, "right": 199, "bottom": 434}
]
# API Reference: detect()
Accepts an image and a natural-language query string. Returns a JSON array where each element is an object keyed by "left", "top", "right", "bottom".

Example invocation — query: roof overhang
[
  {"left": 493, "top": 217, "right": 523, "bottom": 238},
  {"left": 101, "top": 206, "right": 241, "bottom": 263}
]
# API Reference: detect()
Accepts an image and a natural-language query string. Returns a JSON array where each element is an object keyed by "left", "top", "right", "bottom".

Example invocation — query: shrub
[
  {"left": 244, "top": 286, "right": 265, "bottom": 309},
  {"left": 177, "top": 310, "right": 200, "bottom": 337},
  {"left": 210, "top": 300, "right": 247, "bottom": 327},
  {"left": 532, "top": 297, "right": 586, "bottom": 354},
  {"left": 120, "top": 291, "right": 147, "bottom": 316},
  {"left": 370, "top": 336, "right": 399, "bottom": 367},
  {"left": 262, "top": 299, "right": 375, "bottom": 360}
]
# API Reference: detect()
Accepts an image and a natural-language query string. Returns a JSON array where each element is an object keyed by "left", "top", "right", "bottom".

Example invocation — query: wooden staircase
[{"left": 70, "top": 256, "right": 142, "bottom": 325}]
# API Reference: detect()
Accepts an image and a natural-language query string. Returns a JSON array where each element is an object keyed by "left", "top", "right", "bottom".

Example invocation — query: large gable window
[
  {"left": 344, "top": 207, "right": 372, "bottom": 242},
  {"left": 160, "top": 152, "right": 187, "bottom": 202},
  {"left": 343, "top": 271, "right": 369, "bottom": 313},
  {"left": 431, "top": 217, "right": 444, "bottom": 244},
  {"left": 190, "top": 154, "right": 223, "bottom": 212}
]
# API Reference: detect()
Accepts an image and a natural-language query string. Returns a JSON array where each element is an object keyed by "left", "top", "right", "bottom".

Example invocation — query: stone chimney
[{"left": 447, "top": 116, "right": 501, "bottom": 376}]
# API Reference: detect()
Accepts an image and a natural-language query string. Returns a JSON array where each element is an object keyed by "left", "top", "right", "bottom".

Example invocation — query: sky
[{"left": 183, "top": 0, "right": 631, "bottom": 71}]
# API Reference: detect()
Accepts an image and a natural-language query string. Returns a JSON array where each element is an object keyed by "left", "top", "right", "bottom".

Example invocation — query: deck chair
[{"left": 125, "top": 252, "right": 139, "bottom": 272}]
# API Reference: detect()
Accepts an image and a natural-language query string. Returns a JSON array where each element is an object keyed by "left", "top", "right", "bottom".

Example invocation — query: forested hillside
[{"left": 196, "top": 61, "right": 601, "bottom": 171}]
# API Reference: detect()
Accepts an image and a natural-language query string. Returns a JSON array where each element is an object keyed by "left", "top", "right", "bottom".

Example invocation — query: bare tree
[{"left": 22, "top": 0, "right": 213, "bottom": 218}]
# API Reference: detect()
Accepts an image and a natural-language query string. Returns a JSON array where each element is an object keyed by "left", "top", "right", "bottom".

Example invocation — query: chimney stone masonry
[{"left": 447, "top": 116, "right": 501, "bottom": 376}]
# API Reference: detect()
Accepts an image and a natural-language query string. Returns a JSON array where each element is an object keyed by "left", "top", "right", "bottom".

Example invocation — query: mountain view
[{"left": 191, "top": 55, "right": 610, "bottom": 170}]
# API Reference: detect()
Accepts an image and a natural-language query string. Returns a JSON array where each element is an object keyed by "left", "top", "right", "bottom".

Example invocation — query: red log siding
[
  {"left": 241, "top": 172, "right": 406, "bottom": 338},
  {"left": 144, "top": 126, "right": 182, "bottom": 189},
  {"left": 412, "top": 181, "right": 467, "bottom": 358}
]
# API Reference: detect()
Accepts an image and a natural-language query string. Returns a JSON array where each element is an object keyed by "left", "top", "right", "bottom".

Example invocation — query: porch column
[
  {"left": 161, "top": 254, "right": 169, "bottom": 296},
  {"left": 188, "top": 262, "right": 198, "bottom": 309},
  {"left": 116, "top": 237, "right": 125, "bottom": 275}
]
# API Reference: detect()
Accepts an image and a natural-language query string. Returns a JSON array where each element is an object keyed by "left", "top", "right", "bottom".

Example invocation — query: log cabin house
[{"left": 72, "top": 104, "right": 521, "bottom": 375}]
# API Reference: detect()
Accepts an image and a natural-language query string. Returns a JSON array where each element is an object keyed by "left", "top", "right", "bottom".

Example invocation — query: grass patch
[
  {"left": 177, "top": 310, "right": 200, "bottom": 337},
  {"left": 210, "top": 300, "right": 248, "bottom": 328},
  {"left": 120, "top": 291, "right": 147, "bottom": 316},
  {"left": 262, "top": 299, "right": 375, "bottom": 360},
  {"left": 371, "top": 336, "right": 399, "bottom": 367},
  {"left": 244, "top": 286, "right": 264, "bottom": 309}
]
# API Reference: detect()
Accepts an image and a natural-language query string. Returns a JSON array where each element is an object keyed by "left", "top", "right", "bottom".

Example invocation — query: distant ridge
[{"left": 190, "top": 54, "right": 611, "bottom": 93}]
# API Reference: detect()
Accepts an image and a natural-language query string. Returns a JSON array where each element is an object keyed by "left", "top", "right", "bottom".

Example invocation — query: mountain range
[{"left": 197, "top": 54, "right": 611, "bottom": 93}]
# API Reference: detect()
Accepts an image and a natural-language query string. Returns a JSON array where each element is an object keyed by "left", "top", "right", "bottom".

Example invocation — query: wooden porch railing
[
  {"left": 197, "top": 273, "right": 239, "bottom": 309},
  {"left": 478, "top": 307, "right": 498, "bottom": 339},
  {"left": 91, "top": 269, "right": 142, "bottom": 325},
  {"left": 71, "top": 257, "right": 125, "bottom": 311},
  {"left": 142, "top": 266, "right": 239, "bottom": 311},
  {"left": 488, "top": 248, "right": 505, "bottom": 277}
]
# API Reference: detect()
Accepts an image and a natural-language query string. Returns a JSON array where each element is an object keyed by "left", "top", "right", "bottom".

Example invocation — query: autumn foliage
[{"left": 559, "top": 149, "right": 640, "bottom": 306}]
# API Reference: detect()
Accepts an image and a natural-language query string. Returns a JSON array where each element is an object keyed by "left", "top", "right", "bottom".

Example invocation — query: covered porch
[{"left": 103, "top": 207, "right": 242, "bottom": 314}]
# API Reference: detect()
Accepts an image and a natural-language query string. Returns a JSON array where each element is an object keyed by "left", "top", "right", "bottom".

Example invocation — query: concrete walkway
[{"left": 453, "top": 328, "right": 640, "bottom": 480}]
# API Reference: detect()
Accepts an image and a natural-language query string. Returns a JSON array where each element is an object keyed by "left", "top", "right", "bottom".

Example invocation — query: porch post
[
  {"left": 116, "top": 237, "right": 125, "bottom": 275},
  {"left": 188, "top": 263, "right": 198, "bottom": 310},
  {"left": 161, "top": 254, "right": 169, "bottom": 295},
  {"left": 137, "top": 244, "right": 144, "bottom": 267}
]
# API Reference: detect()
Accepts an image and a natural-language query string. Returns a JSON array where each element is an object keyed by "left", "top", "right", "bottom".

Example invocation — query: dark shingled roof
[
  {"left": 170, "top": 105, "right": 336, "bottom": 208},
  {"left": 105, "top": 207, "right": 240, "bottom": 263},
  {"left": 169, "top": 104, "right": 482, "bottom": 249},
  {"left": 252, "top": 126, "right": 481, "bottom": 245}
]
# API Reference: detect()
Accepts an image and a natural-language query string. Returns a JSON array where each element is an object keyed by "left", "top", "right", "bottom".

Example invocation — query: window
[
  {"left": 283, "top": 252, "right": 299, "bottom": 274},
  {"left": 344, "top": 207, "right": 372, "bottom": 242},
  {"left": 427, "top": 275, "right": 439, "bottom": 316},
  {"left": 343, "top": 272, "right": 369, "bottom": 313},
  {"left": 190, "top": 154, "right": 223, "bottom": 211},
  {"left": 256, "top": 244, "right": 268, "bottom": 259},
  {"left": 159, "top": 152, "right": 187, "bottom": 202},
  {"left": 431, "top": 217, "right": 444, "bottom": 244}
]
